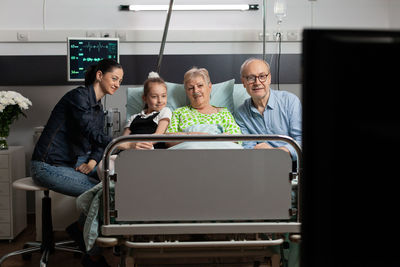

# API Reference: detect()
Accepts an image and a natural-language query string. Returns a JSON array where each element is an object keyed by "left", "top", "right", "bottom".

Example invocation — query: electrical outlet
[
  {"left": 115, "top": 31, "right": 127, "bottom": 41},
  {"left": 286, "top": 30, "right": 299, "bottom": 41},
  {"left": 101, "top": 31, "right": 112, "bottom": 38},
  {"left": 17, "top": 32, "right": 29, "bottom": 42},
  {"left": 272, "top": 31, "right": 284, "bottom": 41},
  {"left": 86, "top": 31, "right": 98, "bottom": 38}
]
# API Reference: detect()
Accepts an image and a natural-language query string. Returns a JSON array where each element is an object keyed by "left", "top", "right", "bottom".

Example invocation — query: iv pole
[
  {"left": 156, "top": 0, "right": 174, "bottom": 73},
  {"left": 262, "top": 0, "right": 267, "bottom": 61}
]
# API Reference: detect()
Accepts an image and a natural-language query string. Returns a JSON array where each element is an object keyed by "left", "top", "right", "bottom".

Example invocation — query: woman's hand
[
  {"left": 117, "top": 142, "right": 132, "bottom": 150},
  {"left": 119, "top": 141, "right": 155, "bottom": 150},
  {"left": 164, "top": 132, "right": 208, "bottom": 147},
  {"left": 76, "top": 159, "right": 97, "bottom": 174}
]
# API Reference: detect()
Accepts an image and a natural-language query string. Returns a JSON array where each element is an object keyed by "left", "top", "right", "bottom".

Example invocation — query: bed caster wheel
[
  {"left": 283, "top": 241, "right": 290, "bottom": 249},
  {"left": 113, "top": 245, "right": 121, "bottom": 256},
  {"left": 21, "top": 245, "right": 32, "bottom": 260}
]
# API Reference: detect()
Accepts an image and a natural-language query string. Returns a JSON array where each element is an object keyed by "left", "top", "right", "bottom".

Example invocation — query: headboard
[{"left": 125, "top": 80, "right": 250, "bottom": 124}]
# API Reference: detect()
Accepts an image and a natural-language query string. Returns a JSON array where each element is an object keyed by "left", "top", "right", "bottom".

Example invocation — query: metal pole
[
  {"left": 156, "top": 0, "right": 174, "bottom": 73},
  {"left": 102, "top": 147, "right": 111, "bottom": 225},
  {"left": 263, "top": 0, "right": 267, "bottom": 61}
]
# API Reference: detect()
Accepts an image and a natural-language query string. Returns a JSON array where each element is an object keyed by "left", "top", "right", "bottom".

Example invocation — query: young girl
[
  {"left": 97, "top": 73, "right": 171, "bottom": 179},
  {"left": 121, "top": 72, "right": 172, "bottom": 149}
]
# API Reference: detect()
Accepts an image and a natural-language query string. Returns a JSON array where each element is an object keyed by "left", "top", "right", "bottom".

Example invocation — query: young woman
[
  {"left": 31, "top": 59, "right": 123, "bottom": 267},
  {"left": 31, "top": 58, "right": 123, "bottom": 197}
]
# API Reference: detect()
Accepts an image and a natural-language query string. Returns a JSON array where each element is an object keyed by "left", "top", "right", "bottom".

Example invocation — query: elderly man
[{"left": 234, "top": 58, "right": 302, "bottom": 161}]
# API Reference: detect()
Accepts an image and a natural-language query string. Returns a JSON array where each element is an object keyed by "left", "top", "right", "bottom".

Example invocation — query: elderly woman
[{"left": 166, "top": 67, "right": 241, "bottom": 136}]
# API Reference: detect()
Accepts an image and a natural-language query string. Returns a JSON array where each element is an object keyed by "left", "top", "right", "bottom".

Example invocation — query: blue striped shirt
[{"left": 234, "top": 89, "right": 302, "bottom": 161}]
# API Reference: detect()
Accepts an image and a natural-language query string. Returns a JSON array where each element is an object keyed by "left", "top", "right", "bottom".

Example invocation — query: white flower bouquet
[{"left": 0, "top": 91, "right": 32, "bottom": 149}]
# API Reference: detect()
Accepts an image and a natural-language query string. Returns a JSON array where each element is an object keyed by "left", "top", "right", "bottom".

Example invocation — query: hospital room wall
[{"left": 0, "top": 0, "right": 399, "bottom": 212}]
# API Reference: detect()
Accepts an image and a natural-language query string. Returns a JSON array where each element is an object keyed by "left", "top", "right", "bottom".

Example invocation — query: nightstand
[{"left": 0, "top": 146, "right": 27, "bottom": 240}]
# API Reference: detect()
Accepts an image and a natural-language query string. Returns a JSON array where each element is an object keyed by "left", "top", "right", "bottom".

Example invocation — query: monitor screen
[
  {"left": 67, "top": 37, "right": 119, "bottom": 81},
  {"left": 301, "top": 29, "right": 400, "bottom": 267}
]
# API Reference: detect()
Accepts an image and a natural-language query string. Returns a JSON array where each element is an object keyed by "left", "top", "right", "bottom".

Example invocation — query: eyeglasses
[{"left": 244, "top": 73, "right": 269, "bottom": 84}]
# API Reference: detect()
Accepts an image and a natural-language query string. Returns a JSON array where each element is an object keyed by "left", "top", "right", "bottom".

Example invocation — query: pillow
[
  {"left": 210, "top": 79, "right": 235, "bottom": 113},
  {"left": 233, "top": 84, "right": 250, "bottom": 112},
  {"left": 126, "top": 87, "right": 144, "bottom": 123},
  {"left": 126, "top": 83, "right": 189, "bottom": 123},
  {"left": 165, "top": 82, "right": 189, "bottom": 110},
  {"left": 166, "top": 79, "right": 236, "bottom": 112},
  {"left": 126, "top": 79, "right": 235, "bottom": 122}
]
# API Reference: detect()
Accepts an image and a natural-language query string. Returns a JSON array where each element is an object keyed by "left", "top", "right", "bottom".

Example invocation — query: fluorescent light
[{"left": 119, "top": 4, "right": 259, "bottom": 12}]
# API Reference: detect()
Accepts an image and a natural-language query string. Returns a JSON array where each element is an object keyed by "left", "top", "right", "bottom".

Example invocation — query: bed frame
[{"left": 99, "top": 134, "right": 301, "bottom": 267}]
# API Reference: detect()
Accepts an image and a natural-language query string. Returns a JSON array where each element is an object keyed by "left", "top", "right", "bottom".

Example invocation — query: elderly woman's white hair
[
  {"left": 183, "top": 67, "right": 211, "bottom": 88},
  {"left": 240, "top": 58, "right": 271, "bottom": 77}
]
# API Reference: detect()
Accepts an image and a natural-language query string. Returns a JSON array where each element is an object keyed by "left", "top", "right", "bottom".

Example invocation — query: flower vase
[
  {"left": 0, "top": 136, "right": 8, "bottom": 150},
  {"left": 0, "top": 124, "right": 10, "bottom": 150},
  {"left": 0, "top": 91, "right": 32, "bottom": 149}
]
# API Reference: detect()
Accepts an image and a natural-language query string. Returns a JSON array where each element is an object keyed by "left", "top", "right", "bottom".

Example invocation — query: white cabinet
[{"left": 0, "top": 146, "right": 27, "bottom": 240}]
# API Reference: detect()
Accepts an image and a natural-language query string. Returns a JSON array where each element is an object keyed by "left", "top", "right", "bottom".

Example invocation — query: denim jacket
[{"left": 32, "top": 85, "right": 112, "bottom": 167}]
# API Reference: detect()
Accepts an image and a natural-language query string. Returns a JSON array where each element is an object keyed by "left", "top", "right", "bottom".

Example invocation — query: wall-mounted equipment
[
  {"left": 105, "top": 108, "right": 121, "bottom": 137},
  {"left": 67, "top": 37, "right": 119, "bottom": 81}
]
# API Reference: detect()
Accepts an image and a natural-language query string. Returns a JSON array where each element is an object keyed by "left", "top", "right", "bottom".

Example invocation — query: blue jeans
[{"left": 31, "top": 155, "right": 100, "bottom": 197}]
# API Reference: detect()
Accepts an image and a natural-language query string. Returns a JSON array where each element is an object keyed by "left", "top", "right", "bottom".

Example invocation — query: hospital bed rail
[{"left": 101, "top": 134, "right": 301, "bottom": 222}]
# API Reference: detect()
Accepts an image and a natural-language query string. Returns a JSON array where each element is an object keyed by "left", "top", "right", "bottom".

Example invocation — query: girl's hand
[
  {"left": 135, "top": 142, "right": 154, "bottom": 150},
  {"left": 76, "top": 159, "right": 97, "bottom": 174}
]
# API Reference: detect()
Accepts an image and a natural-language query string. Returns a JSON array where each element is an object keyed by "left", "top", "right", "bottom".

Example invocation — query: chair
[{"left": 0, "top": 177, "right": 83, "bottom": 266}]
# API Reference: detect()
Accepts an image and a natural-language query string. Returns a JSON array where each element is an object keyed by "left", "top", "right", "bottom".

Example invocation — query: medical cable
[{"left": 275, "top": 32, "right": 282, "bottom": 91}]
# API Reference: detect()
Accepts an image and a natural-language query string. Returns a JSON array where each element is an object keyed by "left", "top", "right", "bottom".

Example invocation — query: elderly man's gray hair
[{"left": 240, "top": 58, "right": 270, "bottom": 77}]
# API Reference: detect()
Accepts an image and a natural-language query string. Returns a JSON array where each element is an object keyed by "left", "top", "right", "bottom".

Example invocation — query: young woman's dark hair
[{"left": 84, "top": 59, "right": 122, "bottom": 87}]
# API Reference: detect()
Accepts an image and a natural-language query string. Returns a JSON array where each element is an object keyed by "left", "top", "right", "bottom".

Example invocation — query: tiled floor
[{"left": 0, "top": 215, "right": 119, "bottom": 267}]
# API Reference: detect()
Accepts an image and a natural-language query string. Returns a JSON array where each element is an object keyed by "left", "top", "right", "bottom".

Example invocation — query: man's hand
[
  {"left": 254, "top": 143, "right": 291, "bottom": 156},
  {"left": 254, "top": 142, "right": 274, "bottom": 149}
]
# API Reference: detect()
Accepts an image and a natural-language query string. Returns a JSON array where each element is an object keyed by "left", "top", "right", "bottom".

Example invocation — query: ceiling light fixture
[{"left": 119, "top": 4, "right": 259, "bottom": 12}]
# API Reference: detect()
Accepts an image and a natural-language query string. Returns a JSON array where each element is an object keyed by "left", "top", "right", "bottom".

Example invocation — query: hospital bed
[
  {"left": 97, "top": 133, "right": 301, "bottom": 267},
  {"left": 92, "top": 81, "right": 302, "bottom": 266}
]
